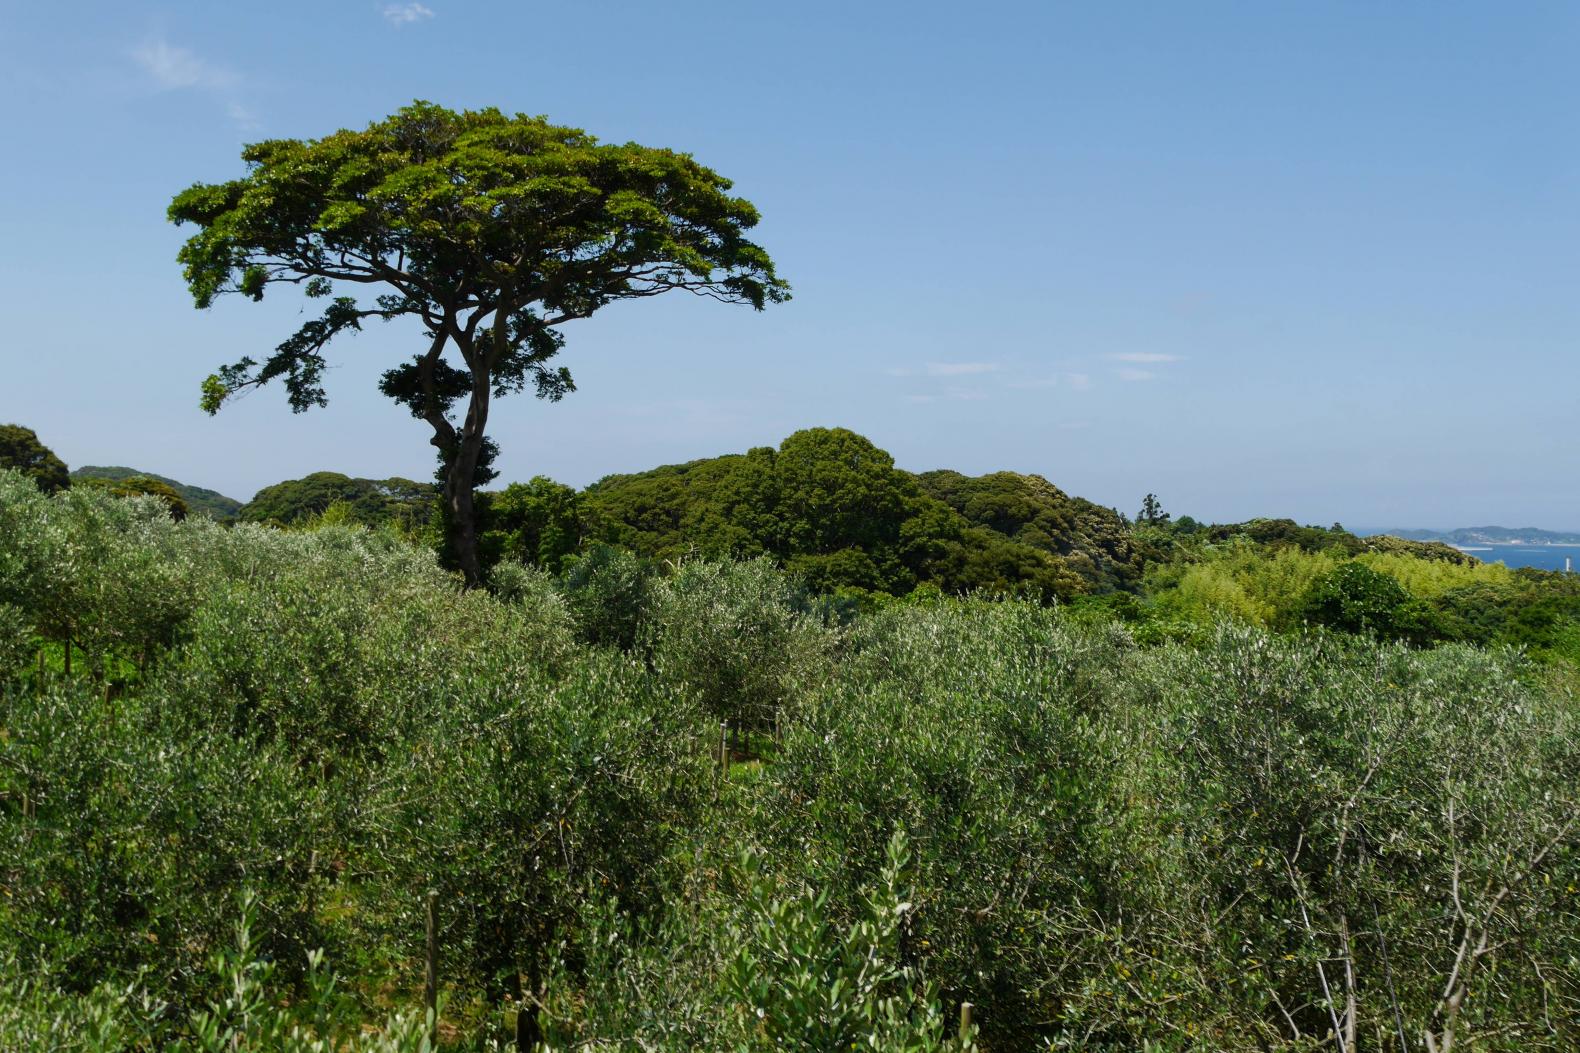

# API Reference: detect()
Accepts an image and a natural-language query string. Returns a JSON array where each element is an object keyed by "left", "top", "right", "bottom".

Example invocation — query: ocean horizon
[{"left": 1451, "top": 544, "right": 1580, "bottom": 573}]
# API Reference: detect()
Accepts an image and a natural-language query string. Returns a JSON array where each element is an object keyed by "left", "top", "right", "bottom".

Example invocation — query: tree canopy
[
  {"left": 0, "top": 424, "right": 69, "bottom": 493},
  {"left": 239, "top": 471, "right": 436, "bottom": 529},
  {"left": 72, "top": 466, "right": 241, "bottom": 521},
  {"left": 75, "top": 474, "right": 189, "bottom": 520},
  {"left": 582, "top": 428, "right": 1140, "bottom": 600},
  {"left": 170, "top": 101, "right": 787, "bottom": 584}
]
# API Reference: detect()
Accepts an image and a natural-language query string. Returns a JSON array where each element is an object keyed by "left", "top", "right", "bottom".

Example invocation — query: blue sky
[{"left": 1, "top": 2, "right": 1576, "bottom": 528}]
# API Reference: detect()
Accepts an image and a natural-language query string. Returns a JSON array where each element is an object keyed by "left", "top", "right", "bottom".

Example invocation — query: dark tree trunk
[
  {"left": 445, "top": 477, "right": 484, "bottom": 588},
  {"left": 424, "top": 302, "right": 510, "bottom": 590},
  {"left": 442, "top": 352, "right": 494, "bottom": 589}
]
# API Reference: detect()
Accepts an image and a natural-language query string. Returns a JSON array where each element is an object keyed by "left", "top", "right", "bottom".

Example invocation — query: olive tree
[{"left": 170, "top": 102, "right": 787, "bottom": 585}]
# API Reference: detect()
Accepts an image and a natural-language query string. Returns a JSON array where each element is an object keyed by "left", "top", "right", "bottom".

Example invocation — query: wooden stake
[
  {"left": 959, "top": 1002, "right": 974, "bottom": 1044},
  {"left": 424, "top": 891, "right": 439, "bottom": 1039}
]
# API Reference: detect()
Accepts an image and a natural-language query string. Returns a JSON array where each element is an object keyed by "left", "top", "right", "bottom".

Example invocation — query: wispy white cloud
[
  {"left": 1065, "top": 372, "right": 1093, "bottom": 391},
  {"left": 132, "top": 39, "right": 236, "bottom": 91},
  {"left": 1106, "top": 352, "right": 1184, "bottom": 364},
  {"left": 1117, "top": 367, "right": 1157, "bottom": 382},
  {"left": 226, "top": 101, "right": 260, "bottom": 130},
  {"left": 904, "top": 389, "right": 988, "bottom": 403},
  {"left": 926, "top": 362, "right": 999, "bottom": 377},
  {"left": 131, "top": 38, "right": 256, "bottom": 129},
  {"left": 384, "top": 3, "right": 436, "bottom": 26}
]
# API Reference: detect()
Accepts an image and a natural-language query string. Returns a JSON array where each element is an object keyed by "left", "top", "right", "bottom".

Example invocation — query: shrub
[
  {"left": 1297, "top": 560, "right": 1443, "bottom": 643},
  {"left": 558, "top": 544, "right": 656, "bottom": 650},
  {"left": 644, "top": 557, "right": 828, "bottom": 732}
]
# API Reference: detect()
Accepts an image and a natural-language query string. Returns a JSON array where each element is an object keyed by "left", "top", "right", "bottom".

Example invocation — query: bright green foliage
[
  {"left": 479, "top": 476, "right": 584, "bottom": 570},
  {"left": 1296, "top": 561, "right": 1441, "bottom": 643},
  {"left": 169, "top": 101, "right": 785, "bottom": 585},
  {"left": 73, "top": 466, "right": 242, "bottom": 521},
  {"left": 1138, "top": 528, "right": 1580, "bottom": 663},
  {"left": 0, "top": 423, "right": 70, "bottom": 494},
  {"left": 725, "top": 832, "right": 973, "bottom": 1052},
  {"left": 1355, "top": 549, "right": 1514, "bottom": 596},
  {"left": 1147, "top": 539, "right": 1344, "bottom": 629}
]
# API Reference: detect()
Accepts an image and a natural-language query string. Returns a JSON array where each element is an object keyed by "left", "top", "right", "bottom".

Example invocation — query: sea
[{"left": 1452, "top": 545, "right": 1580, "bottom": 573}]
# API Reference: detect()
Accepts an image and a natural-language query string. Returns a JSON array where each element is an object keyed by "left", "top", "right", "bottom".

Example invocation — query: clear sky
[{"left": 1, "top": 2, "right": 1576, "bottom": 528}]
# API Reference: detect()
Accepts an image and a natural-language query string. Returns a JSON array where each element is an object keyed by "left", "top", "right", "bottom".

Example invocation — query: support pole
[{"left": 424, "top": 891, "right": 439, "bottom": 1041}]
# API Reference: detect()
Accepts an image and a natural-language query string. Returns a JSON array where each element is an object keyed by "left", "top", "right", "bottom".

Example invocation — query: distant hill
[
  {"left": 239, "top": 471, "right": 438, "bottom": 529},
  {"left": 72, "top": 466, "right": 243, "bottom": 521},
  {"left": 583, "top": 428, "right": 1140, "bottom": 599},
  {"left": 1387, "top": 526, "right": 1580, "bottom": 546}
]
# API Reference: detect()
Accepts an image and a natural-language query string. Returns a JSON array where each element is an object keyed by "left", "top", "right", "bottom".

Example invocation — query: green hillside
[
  {"left": 238, "top": 471, "right": 438, "bottom": 529},
  {"left": 582, "top": 427, "right": 1140, "bottom": 600},
  {"left": 71, "top": 465, "right": 242, "bottom": 521}
]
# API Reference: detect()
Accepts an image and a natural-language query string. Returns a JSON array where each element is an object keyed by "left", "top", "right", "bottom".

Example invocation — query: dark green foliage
[
  {"left": 1297, "top": 560, "right": 1442, "bottom": 643},
  {"left": 915, "top": 469, "right": 1141, "bottom": 596},
  {"left": 77, "top": 474, "right": 189, "bottom": 520},
  {"left": 558, "top": 543, "right": 656, "bottom": 650},
  {"left": 1362, "top": 532, "right": 1481, "bottom": 565},
  {"left": 170, "top": 101, "right": 785, "bottom": 585},
  {"left": 585, "top": 428, "right": 1138, "bottom": 601},
  {"left": 73, "top": 466, "right": 242, "bottom": 521},
  {"left": 239, "top": 471, "right": 436, "bottom": 530},
  {"left": 1204, "top": 516, "right": 1366, "bottom": 555},
  {"left": 0, "top": 424, "right": 69, "bottom": 493},
  {"left": 1433, "top": 570, "right": 1580, "bottom": 660}
]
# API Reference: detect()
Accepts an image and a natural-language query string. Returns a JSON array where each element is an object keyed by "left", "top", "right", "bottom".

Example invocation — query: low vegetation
[{"left": 2, "top": 468, "right": 1578, "bottom": 1050}]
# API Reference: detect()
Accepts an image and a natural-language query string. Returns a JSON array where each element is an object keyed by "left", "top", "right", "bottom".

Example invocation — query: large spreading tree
[{"left": 170, "top": 101, "right": 787, "bottom": 584}]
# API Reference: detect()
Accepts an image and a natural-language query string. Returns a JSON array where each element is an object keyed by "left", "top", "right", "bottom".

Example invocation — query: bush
[
  {"left": 1297, "top": 560, "right": 1443, "bottom": 644},
  {"left": 558, "top": 544, "right": 656, "bottom": 650},
  {"left": 645, "top": 557, "right": 828, "bottom": 732}
]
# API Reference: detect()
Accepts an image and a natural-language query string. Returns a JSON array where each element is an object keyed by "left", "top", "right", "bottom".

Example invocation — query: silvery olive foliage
[
  {"left": 1, "top": 473, "right": 1577, "bottom": 1050},
  {"left": 644, "top": 556, "right": 830, "bottom": 732}
]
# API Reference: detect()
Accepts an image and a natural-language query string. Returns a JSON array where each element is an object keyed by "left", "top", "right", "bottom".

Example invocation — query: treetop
[{"left": 170, "top": 101, "right": 788, "bottom": 415}]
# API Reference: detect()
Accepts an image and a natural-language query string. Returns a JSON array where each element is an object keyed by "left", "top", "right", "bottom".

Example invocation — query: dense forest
[
  {"left": 72, "top": 467, "right": 243, "bottom": 522},
  {"left": 2, "top": 421, "right": 1579, "bottom": 1049}
]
